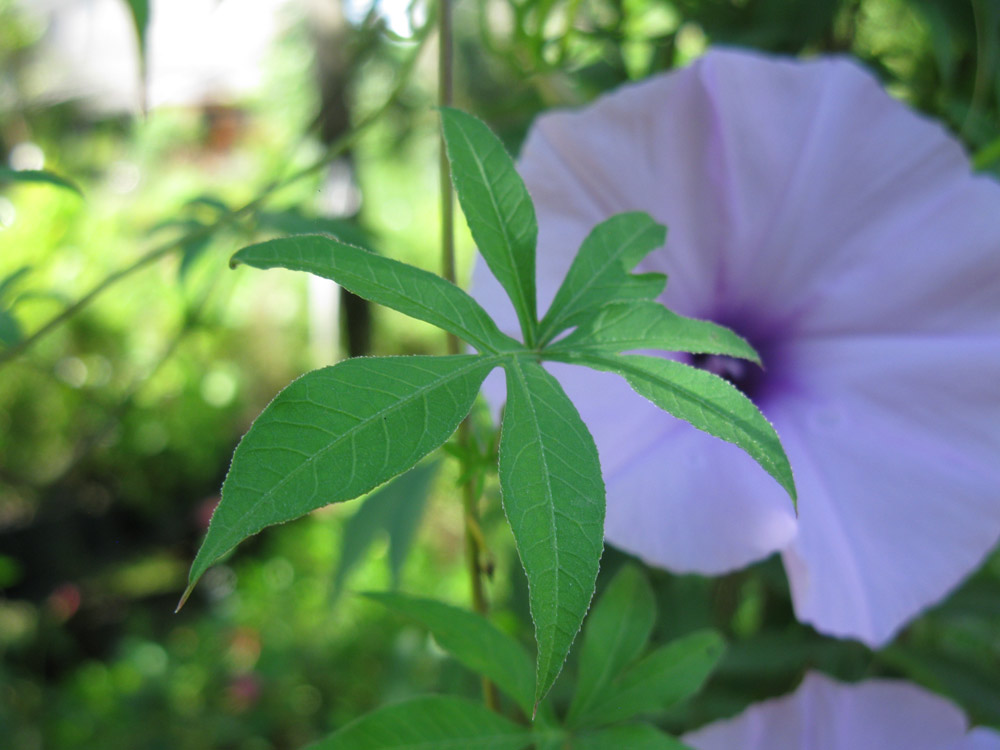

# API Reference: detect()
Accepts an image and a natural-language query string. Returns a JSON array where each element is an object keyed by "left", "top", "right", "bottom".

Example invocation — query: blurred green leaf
[
  {"left": 550, "top": 301, "right": 759, "bottom": 363},
  {"left": 232, "top": 235, "right": 520, "bottom": 354},
  {"left": 538, "top": 212, "right": 667, "bottom": 345},
  {"left": 0, "top": 310, "right": 22, "bottom": 347},
  {"left": 305, "top": 695, "right": 532, "bottom": 749},
  {"left": 573, "top": 724, "right": 694, "bottom": 750},
  {"left": 183, "top": 355, "right": 499, "bottom": 604},
  {"left": 364, "top": 591, "right": 535, "bottom": 716},
  {"left": 567, "top": 353, "right": 796, "bottom": 507},
  {"left": 332, "top": 461, "right": 437, "bottom": 596},
  {"left": 256, "top": 209, "right": 372, "bottom": 250},
  {"left": 568, "top": 564, "right": 656, "bottom": 726},
  {"left": 581, "top": 629, "right": 725, "bottom": 728},
  {"left": 441, "top": 107, "right": 538, "bottom": 345},
  {"left": 499, "top": 357, "right": 605, "bottom": 708},
  {"left": 0, "top": 168, "right": 82, "bottom": 196}
]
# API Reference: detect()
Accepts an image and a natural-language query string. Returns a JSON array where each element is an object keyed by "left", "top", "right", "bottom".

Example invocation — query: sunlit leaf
[
  {"left": 0, "top": 168, "right": 82, "bottom": 196},
  {"left": 566, "top": 353, "right": 796, "bottom": 506},
  {"left": 365, "top": 591, "right": 535, "bottom": 716},
  {"left": 499, "top": 357, "right": 605, "bottom": 708},
  {"left": 441, "top": 108, "right": 538, "bottom": 345},
  {"left": 567, "top": 564, "right": 655, "bottom": 726},
  {"left": 233, "top": 235, "right": 520, "bottom": 354},
  {"left": 580, "top": 630, "right": 725, "bottom": 728},
  {"left": 182, "top": 355, "right": 499, "bottom": 604},
  {"left": 549, "top": 301, "right": 759, "bottom": 364},
  {"left": 537, "top": 212, "right": 666, "bottom": 344},
  {"left": 306, "top": 695, "right": 532, "bottom": 750}
]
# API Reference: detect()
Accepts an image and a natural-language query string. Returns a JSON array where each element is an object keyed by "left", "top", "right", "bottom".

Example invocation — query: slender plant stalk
[
  {"left": 438, "top": 0, "right": 500, "bottom": 713},
  {"left": 0, "top": 19, "right": 433, "bottom": 369}
]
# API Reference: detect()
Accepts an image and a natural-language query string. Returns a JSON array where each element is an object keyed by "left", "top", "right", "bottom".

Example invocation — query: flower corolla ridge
[
  {"left": 470, "top": 48, "right": 1000, "bottom": 646},
  {"left": 682, "top": 672, "right": 1000, "bottom": 750}
]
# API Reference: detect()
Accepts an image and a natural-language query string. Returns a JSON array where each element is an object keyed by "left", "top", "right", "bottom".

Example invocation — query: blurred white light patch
[
  {"left": 18, "top": 0, "right": 297, "bottom": 113},
  {"left": 9, "top": 142, "right": 45, "bottom": 171},
  {"left": 200, "top": 365, "right": 239, "bottom": 407},
  {"left": 0, "top": 198, "right": 16, "bottom": 229},
  {"left": 343, "top": 0, "right": 425, "bottom": 37}
]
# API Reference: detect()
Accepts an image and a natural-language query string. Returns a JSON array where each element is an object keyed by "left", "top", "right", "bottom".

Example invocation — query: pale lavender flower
[
  {"left": 683, "top": 672, "right": 1000, "bottom": 750},
  {"left": 471, "top": 49, "right": 1000, "bottom": 645}
]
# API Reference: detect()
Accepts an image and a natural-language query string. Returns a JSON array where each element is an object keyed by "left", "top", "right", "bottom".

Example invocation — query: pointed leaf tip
[{"left": 175, "top": 582, "right": 195, "bottom": 613}]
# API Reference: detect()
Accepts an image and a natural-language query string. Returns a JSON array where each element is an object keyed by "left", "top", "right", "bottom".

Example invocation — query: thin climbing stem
[{"left": 438, "top": 0, "right": 500, "bottom": 713}]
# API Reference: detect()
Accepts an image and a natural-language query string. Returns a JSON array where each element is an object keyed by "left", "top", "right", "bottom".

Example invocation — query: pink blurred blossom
[
  {"left": 683, "top": 672, "right": 1000, "bottom": 750},
  {"left": 472, "top": 49, "right": 1000, "bottom": 645}
]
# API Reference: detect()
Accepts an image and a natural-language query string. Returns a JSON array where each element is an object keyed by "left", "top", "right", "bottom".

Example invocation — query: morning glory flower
[
  {"left": 471, "top": 49, "right": 1000, "bottom": 645},
  {"left": 683, "top": 672, "right": 1000, "bottom": 750}
]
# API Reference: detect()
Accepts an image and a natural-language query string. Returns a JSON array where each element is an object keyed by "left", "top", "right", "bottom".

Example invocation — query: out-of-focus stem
[{"left": 438, "top": 0, "right": 500, "bottom": 713}]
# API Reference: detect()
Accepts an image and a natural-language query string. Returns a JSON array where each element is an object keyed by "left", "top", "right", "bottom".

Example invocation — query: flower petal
[
  {"left": 772, "top": 335, "right": 1000, "bottom": 645},
  {"left": 544, "top": 361, "right": 797, "bottom": 574},
  {"left": 683, "top": 672, "right": 993, "bottom": 750}
]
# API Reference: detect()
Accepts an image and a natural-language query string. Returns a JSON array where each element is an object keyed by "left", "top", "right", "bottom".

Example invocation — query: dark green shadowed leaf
[
  {"left": 567, "top": 564, "right": 655, "bottom": 726},
  {"left": 581, "top": 629, "right": 725, "bottom": 728},
  {"left": 573, "top": 724, "right": 694, "bottom": 750},
  {"left": 332, "top": 462, "right": 437, "bottom": 596},
  {"left": 538, "top": 212, "right": 666, "bottom": 344},
  {"left": 0, "top": 168, "right": 82, "bottom": 196},
  {"left": 364, "top": 591, "right": 535, "bottom": 716},
  {"left": 567, "top": 353, "right": 796, "bottom": 506},
  {"left": 232, "top": 235, "right": 520, "bottom": 354},
  {"left": 305, "top": 695, "right": 532, "bottom": 750},
  {"left": 182, "top": 355, "right": 498, "bottom": 604},
  {"left": 440, "top": 108, "right": 538, "bottom": 345},
  {"left": 499, "top": 357, "right": 605, "bottom": 708},
  {"left": 549, "top": 301, "right": 760, "bottom": 364}
]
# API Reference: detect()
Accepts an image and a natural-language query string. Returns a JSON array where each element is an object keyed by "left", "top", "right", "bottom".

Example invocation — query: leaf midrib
[{"left": 213, "top": 355, "right": 501, "bottom": 556}]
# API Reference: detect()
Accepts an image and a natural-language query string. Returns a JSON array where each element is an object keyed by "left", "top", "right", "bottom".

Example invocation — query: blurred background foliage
[{"left": 0, "top": 0, "right": 998, "bottom": 747}]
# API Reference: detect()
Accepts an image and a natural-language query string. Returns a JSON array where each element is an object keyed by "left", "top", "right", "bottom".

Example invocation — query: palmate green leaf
[
  {"left": 567, "top": 564, "right": 655, "bottom": 726},
  {"left": 0, "top": 168, "right": 82, "bottom": 196},
  {"left": 499, "top": 357, "right": 605, "bottom": 708},
  {"left": 232, "top": 235, "right": 519, "bottom": 354},
  {"left": 332, "top": 462, "right": 437, "bottom": 596},
  {"left": 537, "top": 212, "right": 666, "bottom": 345},
  {"left": 305, "top": 695, "right": 531, "bottom": 750},
  {"left": 580, "top": 629, "right": 725, "bottom": 729},
  {"left": 563, "top": 353, "right": 796, "bottom": 506},
  {"left": 549, "top": 301, "right": 759, "bottom": 364},
  {"left": 364, "top": 591, "right": 535, "bottom": 717},
  {"left": 181, "top": 355, "right": 498, "bottom": 605},
  {"left": 573, "top": 724, "right": 694, "bottom": 750},
  {"left": 440, "top": 108, "right": 538, "bottom": 346}
]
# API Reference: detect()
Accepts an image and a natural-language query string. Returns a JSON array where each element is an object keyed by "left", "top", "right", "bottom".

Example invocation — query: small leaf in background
[
  {"left": 256, "top": 208, "right": 373, "bottom": 250},
  {"left": 0, "top": 168, "right": 82, "bottom": 196},
  {"left": 332, "top": 462, "right": 437, "bottom": 597},
  {"left": 441, "top": 108, "right": 538, "bottom": 345},
  {"left": 0, "top": 310, "right": 22, "bottom": 348},
  {"left": 364, "top": 591, "right": 535, "bottom": 717},
  {"left": 537, "top": 212, "right": 666, "bottom": 344},
  {"left": 499, "top": 357, "right": 605, "bottom": 708},
  {"left": 567, "top": 564, "right": 656, "bottom": 725},
  {"left": 573, "top": 724, "right": 695, "bottom": 750},
  {"left": 232, "top": 235, "right": 521, "bottom": 354},
  {"left": 573, "top": 353, "right": 796, "bottom": 506},
  {"left": 122, "top": 0, "right": 150, "bottom": 110},
  {"left": 580, "top": 629, "right": 725, "bottom": 728},
  {"left": 549, "top": 301, "right": 759, "bottom": 364},
  {"left": 305, "top": 695, "right": 532, "bottom": 750},
  {"left": 182, "top": 354, "right": 498, "bottom": 605}
]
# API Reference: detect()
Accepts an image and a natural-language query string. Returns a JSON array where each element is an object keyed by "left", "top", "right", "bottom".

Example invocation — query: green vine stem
[{"left": 438, "top": 0, "right": 501, "bottom": 713}]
